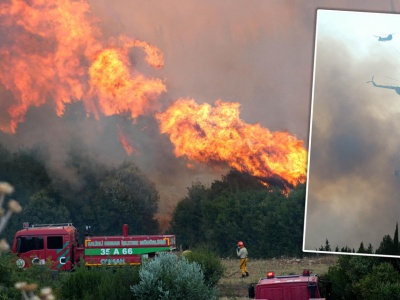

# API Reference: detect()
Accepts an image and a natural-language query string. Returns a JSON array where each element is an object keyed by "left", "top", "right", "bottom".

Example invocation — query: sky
[
  {"left": 1, "top": 1, "right": 399, "bottom": 245},
  {"left": 304, "top": 9, "right": 400, "bottom": 255}
]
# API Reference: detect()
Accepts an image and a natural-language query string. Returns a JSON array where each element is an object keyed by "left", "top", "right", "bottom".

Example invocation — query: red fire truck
[
  {"left": 248, "top": 269, "right": 326, "bottom": 300},
  {"left": 11, "top": 223, "right": 176, "bottom": 270}
]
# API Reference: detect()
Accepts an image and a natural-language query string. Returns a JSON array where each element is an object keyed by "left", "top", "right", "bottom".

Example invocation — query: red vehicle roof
[
  {"left": 257, "top": 274, "right": 319, "bottom": 286},
  {"left": 15, "top": 225, "right": 76, "bottom": 236},
  {"left": 255, "top": 274, "right": 322, "bottom": 300}
]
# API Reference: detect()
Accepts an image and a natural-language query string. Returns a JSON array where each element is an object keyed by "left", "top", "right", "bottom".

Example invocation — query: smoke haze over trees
[
  {"left": 0, "top": 144, "right": 306, "bottom": 259},
  {"left": 319, "top": 222, "right": 400, "bottom": 259},
  {"left": 0, "top": 143, "right": 161, "bottom": 243}
]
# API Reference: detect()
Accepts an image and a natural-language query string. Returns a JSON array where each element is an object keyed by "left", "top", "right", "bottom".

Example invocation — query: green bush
[
  {"left": 131, "top": 253, "right": 217, "bottom": 300},
  {"left": 60, "top": 262, "right": 140, "bottom": 300},
  {"left": 324, "top": 264, "right": 354, "bottom": 300},
  {"left": 353, "top": 263, "right": 400, "bottom": 300},
  {"left": 0, "top": 253, "right": 62, "bottom": 298},
  {"left": 325, "top": 255, "right": 400, "bottom": 300},
  {"left": 183, "top": 246, "right": 225, "bottom": 286},
  {"left": 0, "top": 253, "right": 20, "bottom": 299}
]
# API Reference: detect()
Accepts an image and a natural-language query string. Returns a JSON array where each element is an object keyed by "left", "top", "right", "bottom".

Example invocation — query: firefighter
[{"left": 236, "top": 241, "right": 249, "bottom": 278}]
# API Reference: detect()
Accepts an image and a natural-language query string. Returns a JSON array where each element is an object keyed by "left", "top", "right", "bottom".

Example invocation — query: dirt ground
[{"left": 218, "top": 254, "right": 338, "bottom": 299}]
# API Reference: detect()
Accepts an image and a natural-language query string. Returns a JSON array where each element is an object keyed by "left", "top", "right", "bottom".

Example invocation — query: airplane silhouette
[
  {"left": 374, "top": 34, "right": 393, "bottom": 42},
  {"left": 367, "top": 76, "right": 400, "bottom": 95}
]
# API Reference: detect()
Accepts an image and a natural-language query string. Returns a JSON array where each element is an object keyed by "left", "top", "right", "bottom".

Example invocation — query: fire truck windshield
[{"left": 17, "top": 236, "right": 44, "bottom": 253}]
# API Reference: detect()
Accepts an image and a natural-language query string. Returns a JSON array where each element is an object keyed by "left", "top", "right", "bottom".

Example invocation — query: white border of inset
[{"left": 303, "top": 8, "right": 400, "bottom": 259}]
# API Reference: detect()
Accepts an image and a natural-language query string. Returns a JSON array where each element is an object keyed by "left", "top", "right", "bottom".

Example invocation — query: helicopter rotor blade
[{"left": 385, "top": 76, "right": 400, "bottom": 83}]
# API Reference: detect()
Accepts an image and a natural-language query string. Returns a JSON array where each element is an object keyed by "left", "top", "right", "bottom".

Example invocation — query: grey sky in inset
[{"left": 304, "top": 9, "right": 400, "bottom": 255}]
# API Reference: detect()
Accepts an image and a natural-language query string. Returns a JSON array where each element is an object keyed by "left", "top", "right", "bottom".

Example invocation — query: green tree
[
  {"left": 377, "top": 235, "right": 394, "bottom": 255},
  {"left": 0, "top": 145, "right": 53, "bottom": 242},
  {"left": 358, "top": 242, "right": 366, "bottom": 253},
  {"left": 366, "top": 243, "right": 374, "bottom": 254},
  {"left": 58, "top": 143, "right": 161, "bottom": 236},
  {"left": 57, "top": 142, "right": 111, "bottom": 233},
  {"left": 21, "top": 189, "right": 70, "bottom": 225},
  {"left": 168, "top": 181, "right": 207, "bottom": 247},
  {"left": 169, "top": 170, "right": 306, "bottom": 258},
  {"left": 1, "top": 147, "right": 51, "bottom": 204},
  {"left": 325, "top": 255, "right": 380, "bottom": 300},
  {"left": 394, "top": 222, "right": 399, "bottom": 255},
  {"left": 340, "top": 245, "right": 352, "bottom": 253},
  {"left": 319, "top": 239, "right": 331, "bottom": 252},
  {"left": 354, "top": 263, "right": 400, "bottom": 300},
  {"left": 95, "top": 162, "right": 160, "bottom": 235}
]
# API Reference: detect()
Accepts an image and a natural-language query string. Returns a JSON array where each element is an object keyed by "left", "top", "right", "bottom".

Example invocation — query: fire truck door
[
  {"left": 46, "top": 235, "right": 71, "bottom": 270},
  {"left": 16, "top": 236, "right": 45, "bottom": 267}
]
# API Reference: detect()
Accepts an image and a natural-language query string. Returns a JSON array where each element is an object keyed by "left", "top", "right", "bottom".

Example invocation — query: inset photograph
[{"left": 304, "top": 9, "right": 400, "bottom": 257}]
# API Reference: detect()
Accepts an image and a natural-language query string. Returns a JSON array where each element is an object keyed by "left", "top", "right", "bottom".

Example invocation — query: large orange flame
[
  {"left": 1, "top": 0, "right": 307, "bottom": 192},
  {"left": 156, "top": 98, "right": 307, "bottom": 188},
  {"left": 0, "top": 0, "right": 165, "bottom": 133},
  {"left": 118, "top": 36, "right": 164, "bottom": 69},
  {"left": 87, "top": 47, "right": 166, "bottom": 119}
]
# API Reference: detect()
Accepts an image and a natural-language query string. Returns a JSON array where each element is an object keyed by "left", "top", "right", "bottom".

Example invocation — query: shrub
[
  {"left": 354, "top": 262, "right": 400, "bottom": 300},
  {"left": 0, "top": 253, "right": 59, "bottom": 299},
  {"left": 183, "top": 245, "right": 225, "bottom": 286},
  {"left": 60, "top": 263, "right": 140, "bottom": 300},
  {"left": 325, "top": 255, "right": 400, "bottom": 300},
  {"left": 131, "top": 253, "right": 217, "bottom": 300},
  {"left": 0, "top": 253, "right": 20, "bottom": 299}
]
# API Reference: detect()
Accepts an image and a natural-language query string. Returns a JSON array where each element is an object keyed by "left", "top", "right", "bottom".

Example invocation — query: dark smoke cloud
[{"left": 0, "top": 101, "right": 222, "bottom": 217}]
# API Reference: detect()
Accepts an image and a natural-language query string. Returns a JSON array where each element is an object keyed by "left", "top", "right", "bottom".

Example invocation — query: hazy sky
[{"left": 304, "top": 9, "right": 400, "bottom": 255}]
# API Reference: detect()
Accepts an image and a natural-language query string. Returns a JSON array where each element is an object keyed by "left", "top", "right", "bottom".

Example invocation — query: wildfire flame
[
  {"left": 1, "top": 0, "right": 308, "bottom": 192},
  {"left": 156, "top": 98, "right": 307, "bottom": 189},
  {"left": 0, "top": 0, "right": 166, "bottom": 133},
  {"left": 118, "top": 36, "right": 164, "bottom": 69},
  {"left": 87, "top": 47, "right": 166, "bottom": 119},
  {"left": 117, "top": 125, "right": 138, "bottom": 156}
]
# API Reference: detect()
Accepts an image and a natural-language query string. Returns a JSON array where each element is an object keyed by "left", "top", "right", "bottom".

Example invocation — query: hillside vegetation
[
  {"left": 2, "top": 144, "right": 400, "bottom": 299},
  {"left": 0, "top": 143, "right": 305, "bottom": 259}
]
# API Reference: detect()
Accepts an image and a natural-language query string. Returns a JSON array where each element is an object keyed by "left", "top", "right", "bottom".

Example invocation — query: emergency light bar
[{"left": 266, "top": 271, "right": 275, "bottom": 279}]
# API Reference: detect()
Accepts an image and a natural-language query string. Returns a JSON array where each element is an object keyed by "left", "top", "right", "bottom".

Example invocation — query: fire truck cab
[
  {"left": 12, "top": 223, "right": 78, "bottom": 270},
  {"left": 248, "top": 269, "right": 326, "bottom": 300}
]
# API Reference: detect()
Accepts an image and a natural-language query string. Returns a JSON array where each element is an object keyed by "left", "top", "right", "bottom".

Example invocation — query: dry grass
[{"left": 217, "top": 254, "right": 338, "bottom": 299}]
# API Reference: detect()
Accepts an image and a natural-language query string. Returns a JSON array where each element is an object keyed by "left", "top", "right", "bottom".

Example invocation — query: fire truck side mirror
[{"left": 85, "top": 225, "right": 91, "bottom": 237}]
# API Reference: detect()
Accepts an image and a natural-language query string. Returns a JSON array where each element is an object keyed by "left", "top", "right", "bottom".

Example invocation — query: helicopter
[
  {"left": 373, "top": 34, "right": 393, "bottom": 42},
  {"left": 367, "top": 76, "right": 400, "bottom": 95}
]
